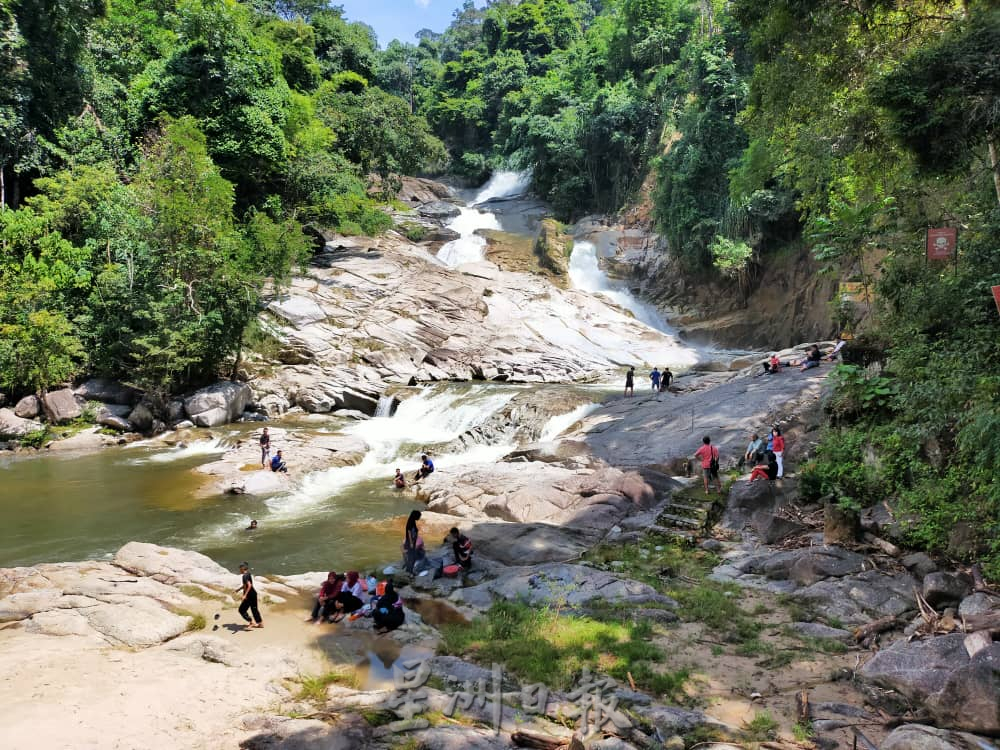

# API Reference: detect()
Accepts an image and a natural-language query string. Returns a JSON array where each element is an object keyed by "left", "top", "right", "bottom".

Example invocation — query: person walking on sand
[
  {"left": 624, "top": 366, "right": 635, "bottom": 397},
  {"left": 259, "top": 427, "right": 271, "bottom": 467},
  {"left": 694, "top": 436, "right": 722, "bottom": 495},
  {"left": 650, "top": 367, "right": 661, "bottom": 392},
  {"left": 237, "top": 562, "right": 263, "bottom": 629}
]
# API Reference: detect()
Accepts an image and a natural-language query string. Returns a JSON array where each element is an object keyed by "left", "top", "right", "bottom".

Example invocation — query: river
[{"left": 0, "top": 172, "right": 703, "bottom": 575}]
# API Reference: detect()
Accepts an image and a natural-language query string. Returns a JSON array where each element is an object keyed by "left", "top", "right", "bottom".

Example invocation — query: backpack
[{"left": 709, "top": 447, "right": 719, "bottom": 475}]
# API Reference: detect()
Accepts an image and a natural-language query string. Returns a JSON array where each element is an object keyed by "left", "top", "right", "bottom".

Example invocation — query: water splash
[
  {"left": 539, "top": 403, "right": 600, "bottom": 442},
  {"left": 129, "top": 436, "right": 232, "bottom": 464},
  {"left": 437, "top": 170, "right": 532, "bottom": 268},
  {"left": 473, "top": 170, "right": 532, "bottom": 204},
  {"left": 568, "top": 240, "right": 673, "bottom": 333}
]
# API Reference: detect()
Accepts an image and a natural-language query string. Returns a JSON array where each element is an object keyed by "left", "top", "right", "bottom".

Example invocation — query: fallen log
[
  {"left": 963, "top": 611, "right": 1000, "bottom": 634},
  {"left": 511, "top": 730, "right": 570, "bottom": 749},
  {"left": 796, "top": 690, "right": 810, "bottom": 724},
  {"left": 853, "top": 615, "right": 900, "bottom": 645},
  {"left": 863, "top": 533, "right": 901, "bottom": 557}
]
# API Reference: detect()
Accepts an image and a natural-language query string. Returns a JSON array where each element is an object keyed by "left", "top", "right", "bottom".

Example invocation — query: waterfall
[
  {"left": 437, "top": 170, "right": 533, "bottom": 268},
  {"left": 374, "top": 395, "right": 396, "bottom": 418},
  {"left": 568, "top": 240, "right": 674, "bottom": 333},
  {"left": 539, "top": 403, "right": 600, "bottom": 442}
]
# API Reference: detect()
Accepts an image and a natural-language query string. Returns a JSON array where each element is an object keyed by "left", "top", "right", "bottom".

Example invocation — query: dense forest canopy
[{"left": 1, "top": 0, "right": 999, "bottom": 569}]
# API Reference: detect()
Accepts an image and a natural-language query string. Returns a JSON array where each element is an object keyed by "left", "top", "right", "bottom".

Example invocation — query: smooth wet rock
[
  {"left": 881, "top": 724, "right": 999, "bottom": 750},
  {"left": 13, "top": 395, "right": 40, "bottom": 419},
  {"left": 922, "top": 571, "right": 973, "bottom": 607},
  {"left": 46, "top": 428, "right": 109, "bottom": 452},
  {"left": 418, "top": 200, "right": 462, "bottom": 220},
  {"left": 184, "top": 381, "right": 252, "bottom": 427},
  {"left": 42, "top": 388, "right": 83, "bottom": 423},
  {"left": 74, "top": 378, "right": 139, "bottom": 405},
  {"left": 0, "top": 408, "right": 41, "bottom": 438}
]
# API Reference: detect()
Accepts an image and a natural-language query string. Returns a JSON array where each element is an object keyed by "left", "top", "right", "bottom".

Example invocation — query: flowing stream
[{"left": 0, "top": 171, "right": 700, "bottom": 575}]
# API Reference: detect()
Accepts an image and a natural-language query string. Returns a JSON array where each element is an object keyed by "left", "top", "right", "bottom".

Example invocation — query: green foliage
[
  {"left": 743, "top": 711, "right": 779, "bottom": 742},
  {"left": 439, "top": 599, "right": 687, "bottom": 699},
  {"left": 826, "top": 364, "right": 898, "bottom": 421},
  {"left": 709, "top": 235, "right": 753, "bottom": 278}
]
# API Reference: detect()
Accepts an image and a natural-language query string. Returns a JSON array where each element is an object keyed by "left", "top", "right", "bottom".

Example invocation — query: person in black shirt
[
  {"left": 372, "top": 581, "right": 405, "bottom": 634},
  {"left": 259, "top": 428, "right": 270, "bottom": 467},
  {"left": 403, "top": 510, "right": 422, "bottom": 573},
  {"left": 624, "top": 366, "right": 635, "bottom": 397},
  {"left": 237, "top": 562, "right": 263, "bottom": 629},
  {"left": 660, "top": 368, "right": 673, "bottom": 392},
  {"left": 447, "top": 527, "right": 473, "bottom": 570}
]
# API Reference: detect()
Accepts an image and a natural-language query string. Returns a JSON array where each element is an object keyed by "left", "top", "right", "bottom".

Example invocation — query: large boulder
[
  {"left": 0, "top": 408, "right": 40, "bottom": 439},
  {"left": 417, "top": 200, "right": 462, "bottom": 220},
  {"left": 881, "top": 724, "right": 999, "bottom": 750},
  {"left": 862, "top": 634, "right": 1000, "bottom": 734},
  {"left": 127, "top": 403, "right": 154, "bottom": 432},
  {"left": 42, "top": 388, "right": 83, "bottom": 423},
  {"left": 922, "top": 571, "right": 973, "bottom": 607},
  {"left": 184, "top": 381, "right": 252, "bottom": 427},
  {"left": 13, "top": 395, "right": 40, "bottom": 419},
  {"left": 793, "top": 569, "right": 916, "bottom": 626},
  {"left": 718, "top": 479, "right": 799, "bottom": 532},
  {"left": 73, "top": 378, "right": 139, "bottom": 405}
]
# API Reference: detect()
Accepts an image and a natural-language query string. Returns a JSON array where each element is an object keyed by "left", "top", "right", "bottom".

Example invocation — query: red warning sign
[{"left": 926, "top": 227, "right": 957, "bottom": 261}]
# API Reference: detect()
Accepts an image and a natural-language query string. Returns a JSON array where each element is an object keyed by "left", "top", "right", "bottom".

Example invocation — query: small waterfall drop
[
  {"left": 539, "top": 403, "right": 600, "bottom": 442},
  {"left": 374, "top": 395, "right": 396, "bottom": 418},
  {"left": 437, "top": 170, "right": 533, "bottom": 268},
  {"left": 568, "top": 240, "right": 673, "bottom": 333}
]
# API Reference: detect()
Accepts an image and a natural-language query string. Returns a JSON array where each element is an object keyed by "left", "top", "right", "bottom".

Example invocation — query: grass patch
[
  {"left": 793, "top": 720, "right": 815, "bottom": 742},
  {"left": 584, "top": 538, "right": 719, "bottom": 590},
  {"left": 439, "top": 599, "right": 687, "bottom": 700},
  {"left": 294, "top": 668, "right": 359, "bottom": 703},
  {"left": 668, "top": 581, "right": 762, "bottom": 644},
  {"left": 744, "top": 710, "right": 779, "bottom": 741},
  {"left": 19, "top": 428, "right": 49, "bottom": 449},
  {"left": 683, "top": 725, "right": 725, "bottom": 745},
  {"left": 179, "top": 585, "right": 226, "bottom": 601},
  {"left": 362, "top": 709, "right": 397, "bottom": 727},
  {"left": 184, "top": 612, "right": 206, "bottom": 631}
]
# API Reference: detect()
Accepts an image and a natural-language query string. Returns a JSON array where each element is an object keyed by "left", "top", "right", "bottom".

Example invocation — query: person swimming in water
[{"left": 245, "top": 519, "right": 258, "bottom": 531}]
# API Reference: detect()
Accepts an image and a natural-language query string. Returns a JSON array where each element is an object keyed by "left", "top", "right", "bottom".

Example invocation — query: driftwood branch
[
  {"left": 510, "top": 730, "right": 571, "bottom": 749},
  {"left": 853, "top": 614, "right": 900, "bottom": 646}
]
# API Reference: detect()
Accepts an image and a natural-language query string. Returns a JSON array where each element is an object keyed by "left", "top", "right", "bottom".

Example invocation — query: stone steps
[{"left": 655, "top": 512, "right": 704, "bottom": 528}]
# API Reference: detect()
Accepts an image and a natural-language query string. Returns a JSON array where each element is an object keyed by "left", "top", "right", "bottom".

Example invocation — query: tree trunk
[
  {"left": 988, "top": 138, "right": 1000, "bottom": 208},
  {"left": 0, "top": 163, "right": 5, "bottom": 209},
  {"left": 824, "top": 501, "right": 860, "bottom": 544}
]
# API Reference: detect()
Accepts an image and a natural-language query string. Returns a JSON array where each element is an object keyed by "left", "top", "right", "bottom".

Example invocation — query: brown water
[{"left": 0, "top": 441, "right": 419, "bottom": 575}]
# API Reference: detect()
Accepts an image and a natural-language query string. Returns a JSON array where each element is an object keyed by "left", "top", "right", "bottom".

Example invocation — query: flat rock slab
[
  {"left": 881, "top": 724, "right": 999, "bottom": 750},
  {"left": 451, "top": 562, "right": 676, "bottom": 611}
]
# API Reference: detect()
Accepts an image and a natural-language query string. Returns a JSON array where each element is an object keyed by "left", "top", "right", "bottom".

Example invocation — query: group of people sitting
[
  {"left": 392, "top": 454, "right": 435, "bottom": 489},
  {"left": 307, "top": 570, "right": 405, "bottom": 633},
  {"left": 739, "top": 426, "right": 786, "bottom": 483},
  {"left": 762, "top": 337, "right": 846, "bottom": 375},
  {"left": 403, "top": 510, "right": 473, "bottom": 577}
]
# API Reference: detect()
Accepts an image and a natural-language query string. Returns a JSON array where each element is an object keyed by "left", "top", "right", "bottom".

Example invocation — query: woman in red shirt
[{"left": 772, "top": 428, "right": 785, "bottom": 478}]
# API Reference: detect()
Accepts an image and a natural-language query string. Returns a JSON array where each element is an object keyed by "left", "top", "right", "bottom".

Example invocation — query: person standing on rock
[
  {"left": 624, "top": 366, "right": 635, "bottom": 397},
  {"left": 403, "top": 510, "right": 422, "bottom": 573},
  {"left": 660, "top": 367, "right": 673, "bottom": 393},
  {"left": 650, "top": 367, "right": 661, "bottom": 392},
  {"left": 237, "top": 562, "right": 263, "bottom": 630},
  {"left": 694, "top": 436, "right": 722, "bottom": 495},
  {"left": 259, "top": 427, "right": 271, "bottom": 467},
  {"left": 772, "top": 427, "right": 785, "bottom": 478}
]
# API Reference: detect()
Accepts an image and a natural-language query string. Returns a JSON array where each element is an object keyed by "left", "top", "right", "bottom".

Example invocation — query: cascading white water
[
  {"left": 437, "top": 170, "right": 533, "bottom": 268},
  {"left": 128, "top": 435, "right": 233, "bottom": 463},
  {"left": 568, "top": 240, "right": 674, "bottom": 333},
  {"left": 539, "top": 403, "right": 600, "bottom": 442},
  {"left": 374, "top": 395, "right": 395, "bottom": 418},
  {"left": 259, "top": 385, "right": 520, "bottom": 522}
]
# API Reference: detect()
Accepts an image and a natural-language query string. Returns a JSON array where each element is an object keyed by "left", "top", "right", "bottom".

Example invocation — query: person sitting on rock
[
  {"left": 446, "top": 527, "right": 473, "bottom": 571},
  {"left": 739, "top": 434, "right": 765, "bottom": 471},
  {"left": 307, "top": 571, "right": 342, "bottom": 623},
  {"left": 749, "top": 451, "right": 779, "bottom": 483},
  {"left": 372, "top": 581, "right": 405, "bottom": 634},
  {"left": 329, "top": 571, "right": 365, "bottom": 623},
  {"left": 800, "top": 345, "right": 822, "bottom": 371},
  {"left": 826, "top": 336, "right": 846, "bottom": 361},
  {"left": 413, "top": 454, "right": 434, "bottom": 482},
  {"left": 270, "top": 450, "right": 287, "bottom": 473},
  {"left": 394, "top": 468, "right": 406, "bottom": 489},
  {"left": 763, "top": 354, "right": 782, "bottom": 374}
]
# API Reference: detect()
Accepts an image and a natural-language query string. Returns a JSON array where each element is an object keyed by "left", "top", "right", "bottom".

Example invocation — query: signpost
[
  {"left": 839, "top": 281, "right": 869, "bottom": 304},
  {"left": 926, "top": 227, "right": 958, "bottom": 262},
  {"left": 992, "top": 285, "right": 1000, "bottom": 318}
]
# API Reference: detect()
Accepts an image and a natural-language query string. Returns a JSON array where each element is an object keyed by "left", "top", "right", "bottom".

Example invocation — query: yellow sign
[{"left": 839, "top": 282, "right": 869, "bottom": 303}]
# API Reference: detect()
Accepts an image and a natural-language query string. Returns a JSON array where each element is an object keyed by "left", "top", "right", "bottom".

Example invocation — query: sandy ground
[{"left": 0, "top": 598, "right": 349, "bottom": 750}]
